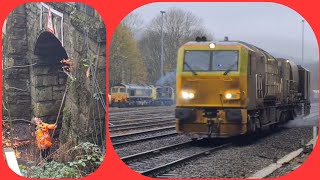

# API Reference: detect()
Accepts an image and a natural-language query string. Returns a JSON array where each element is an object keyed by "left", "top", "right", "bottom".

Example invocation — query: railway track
[
  {"left": 109, "top": 115, "right": 174, "bottom": 125},
  {"left": 111, "top": 126, "right": 176, "bottom": 144},
  {"left": 118, "top": 126, "right": 313, "bottom": 178},
  {"left": 121, "top": 141, "right": 193, "bottom": 162},
  {"left": 112, "top": 132, "right": 178, "bottom": 147},
  {"left": 109, "top": 106, "right": 174, "bottom": 113},
  {"left": 110, "top": 105, "right": 318, "bottom": 178},
  {"left": 109, "top": 107, "right": 174, "bottom": 117},
  {"left": 122, "top": 140, "right": 232, "bottom": 177},
  {"left": 109, "top": 106, "right": 177, "bottom": 146},
  {"left": 109, "top": 108, "right": 175, "bottom": 127},
  {"left": 109, "top": 112, "right": 173, "bottom": 121},
  {"left": 109, "top": 119, "right": 175, "bottom": 132}
]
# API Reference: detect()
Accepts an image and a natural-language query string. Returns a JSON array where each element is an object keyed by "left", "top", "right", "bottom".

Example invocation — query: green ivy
[
  {"left": 21, "top": 142, "right": 104, "bottom": 178},
  {"left": 28, "top": 161, "right": 81, "bottom": 178}
]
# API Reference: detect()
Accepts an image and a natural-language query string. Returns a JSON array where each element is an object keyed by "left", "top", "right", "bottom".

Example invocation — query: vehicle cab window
[
  {"left": 111, "top": 88, "right": 118, "bottom": 93},
  {"left": 120, "top": 88, "right": 126, "bottom": 93}
]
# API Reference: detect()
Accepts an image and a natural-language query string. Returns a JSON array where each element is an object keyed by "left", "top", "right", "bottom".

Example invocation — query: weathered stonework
[
  {"left": 3, "top": 3, "right": 106, "bottom": 148},
  {"left": 2, "top": 5, "right": 30, "bottom": 119}
]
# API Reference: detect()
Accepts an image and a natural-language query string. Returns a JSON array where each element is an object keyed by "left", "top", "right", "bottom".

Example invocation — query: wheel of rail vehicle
[
  {"left": 248, "top": 115, "right": 262, "bottom": 136},
  {"left": 279, "top": 111, "right": 286, "bottom": 123},
  {"left": 248, "top": 115, "right": 256, "bottom": 133},
  {"left": 190, "top": 137, "right": 202, "bottom": 146},
  {"left": 112, "top": 101, "right": 118, "bottom": 108},
  {"left": 287, "top": 109, "right": 294, "bottom": 120},
  {"left": 191, "top": 137, "right": 198, "bottom": 141},
  {"left": 256, "top": 117, "right": 262, "bottom": 133},
  {"left": 119, "top": 101, "right": 126, "bottom": 108},
  {"left": 269, "top": 122, "right": 279, "bottom": 131},
  {"left": 304, "top": 103, "right": 311, "bottom": 116}
]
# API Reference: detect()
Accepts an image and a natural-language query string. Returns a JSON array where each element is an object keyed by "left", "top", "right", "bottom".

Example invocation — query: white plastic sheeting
[{"left": 3, "top": 148, "right": 21, "bottom": 176}]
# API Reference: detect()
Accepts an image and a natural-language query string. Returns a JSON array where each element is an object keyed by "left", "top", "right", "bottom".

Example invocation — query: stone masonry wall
[
  {"left": 25, "top": 3, "right": 68, "bottom": 129},
  {"left": 52, "top": 3, "right": 106, "bottom": 146},
  {"left": 2, "top": 5, "right": 31, "bottom": 120},
  {"left": 3, "top": 3, "right": 106, "bottom": 146}
]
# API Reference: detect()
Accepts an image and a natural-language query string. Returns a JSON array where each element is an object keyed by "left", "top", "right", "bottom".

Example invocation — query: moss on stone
[
  {"left": 70, "top": 10, "right": 103, "bottom": 42},
  {"left": 59, "top": 107, "right": 72, "bottom": 143},
  {"left": 62, "top": 108, "right": 71, "bottom": 122},
  {"left": 46, "top": 2, "right": 74, "bottom": 14}
]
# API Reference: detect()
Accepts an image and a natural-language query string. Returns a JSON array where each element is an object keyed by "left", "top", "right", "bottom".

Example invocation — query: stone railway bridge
[{"left": 2, "top": 2, "right": 106, "bottom": 146}]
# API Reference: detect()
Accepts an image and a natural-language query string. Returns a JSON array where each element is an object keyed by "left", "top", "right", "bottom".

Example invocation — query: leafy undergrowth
[
  {"left": 19, "top": 142, "right": 104, "bottom": 178},
  {"left": 2, "top": 122, "right": 33, "bottom": 159}
]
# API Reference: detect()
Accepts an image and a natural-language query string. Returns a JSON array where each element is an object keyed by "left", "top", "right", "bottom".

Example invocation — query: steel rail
[
  {"left": 139, "top": 143, "right": 232, "bottom": 177},
  {"left": 109, "top": 118, "right": 174, "bottom": 128},
  {"left": 109, "top": 121, "right": 175, "bottom": 132},
  {"left": 112, "top": 132, "right": 177, "bottom": 146},
  {"left": 121, "top": 141, "right": 193, "bottom": 162},
  {"left": 110, "top": 126, "right": 175, "bottom": 140}
]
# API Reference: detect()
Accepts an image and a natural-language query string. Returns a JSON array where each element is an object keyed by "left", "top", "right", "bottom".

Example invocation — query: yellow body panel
[
  {"left": 176, "top": 44, "right": 249, "bottom": 108},
  {"left": 111, "top": 93, "right": 128, "bottom": 102},
  {"left": 175, "top": 42, "right": 251, "bottom": 138},
  {"left": 111, "top": 86, "right": 128, "bottom": 103},
  {"left": 151, "top": 86, "right": 157, "bottom": 100}
]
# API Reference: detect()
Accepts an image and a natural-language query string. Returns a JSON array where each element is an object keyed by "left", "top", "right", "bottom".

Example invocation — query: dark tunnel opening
[{"left": 34, "top": 31, "right": 68, "bottom": 65}]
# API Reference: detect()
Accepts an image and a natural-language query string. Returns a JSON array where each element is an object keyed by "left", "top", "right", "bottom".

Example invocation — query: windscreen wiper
[
  {"left": 223, "top": 62, "right": 237, "bottom": 75},
  {"left": 184, "top": 62, "right": 198, "bottom": 76}
]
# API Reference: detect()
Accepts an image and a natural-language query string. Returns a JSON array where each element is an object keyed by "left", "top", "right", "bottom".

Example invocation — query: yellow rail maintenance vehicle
[{"left": 175, "top": 37, "right": 310, "bottom": 139}]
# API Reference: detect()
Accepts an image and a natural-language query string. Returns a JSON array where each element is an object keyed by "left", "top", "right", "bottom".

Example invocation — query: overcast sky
[{"left": 130, "top": 2, "right": 318, "bottom": 63}]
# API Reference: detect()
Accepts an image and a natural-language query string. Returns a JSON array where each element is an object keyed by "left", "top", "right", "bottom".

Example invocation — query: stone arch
[
  {"left": 31, "top": 31, "right": 68, "bottom": 135},
  {"left": 34, "top": 31, "right": 68, "bottom": 63}
]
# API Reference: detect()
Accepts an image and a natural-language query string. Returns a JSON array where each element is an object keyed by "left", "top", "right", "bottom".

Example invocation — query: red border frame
[{"left": 0, "top": 0, "right": 319, "bottom": 180}]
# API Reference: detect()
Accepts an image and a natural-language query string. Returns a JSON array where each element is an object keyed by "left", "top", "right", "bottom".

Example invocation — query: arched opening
[
  {"left": 31, "top": 31, "right": 68, "bottom": 137},
  {"left": 34, "top": 31, "right": 68, "bottom": 63}
]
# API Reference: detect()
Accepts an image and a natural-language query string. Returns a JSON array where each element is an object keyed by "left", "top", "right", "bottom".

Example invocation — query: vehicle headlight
[
  {"left": 225, "top": 93, "right": 232, "bottom": 99},
  {"left": 182, "top": 91, "right": 195, "bottom": 99},
  {"left": 225, "top": 92, "right": 240, "bottom": 100},
  {"left": 209, "top": 43, "right": 216, "bottom": 49},
  {"left": 182, "top": 91, "right": 189, "bottom": 99}
]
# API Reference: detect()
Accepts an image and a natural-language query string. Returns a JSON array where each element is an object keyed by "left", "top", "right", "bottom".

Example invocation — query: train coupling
[{"left": 202, "top": 109, "right": 218, "bottom": 118}]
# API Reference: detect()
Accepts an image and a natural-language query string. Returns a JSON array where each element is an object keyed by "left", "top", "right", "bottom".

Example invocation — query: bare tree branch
[{"left": 139, "top": 8, "right": 213, "bottom": 85}]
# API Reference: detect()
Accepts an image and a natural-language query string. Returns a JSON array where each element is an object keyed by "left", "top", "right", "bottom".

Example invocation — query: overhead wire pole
[
  {"left": 160, "top": 10, "right": 165, "bottom": 79},
  {"left": 301, "top": 19, "right": 305, "bottom": 66}
]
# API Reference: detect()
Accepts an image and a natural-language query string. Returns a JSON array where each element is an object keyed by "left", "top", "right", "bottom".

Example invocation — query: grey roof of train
[
  {"left": 184, "top": 41, "right": 255, "bottom": 51},
  {"left": 114, "top": 83, "right": 153, "bottom": 89},
  {"left": 184, "top": 40, "right": 276, "bottom": 58},
  {"left": 113, "top": 83, "right": 174, "bottom": 89}
]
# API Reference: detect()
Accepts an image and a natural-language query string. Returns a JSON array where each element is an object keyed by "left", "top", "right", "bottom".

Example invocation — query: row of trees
[
  {"left": 109, "top": 24, "right": 147, "bottom": 86},
  {"left": 109, "top": 8, "right": 212, "bottom": 87}
]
